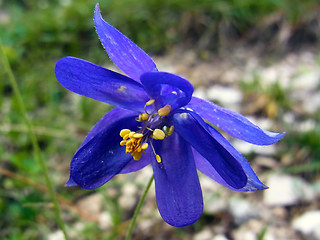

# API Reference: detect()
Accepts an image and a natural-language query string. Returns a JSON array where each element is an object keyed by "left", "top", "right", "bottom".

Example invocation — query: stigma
[{"left": 119, "top": 99, "right": 174, "bottom": 162}]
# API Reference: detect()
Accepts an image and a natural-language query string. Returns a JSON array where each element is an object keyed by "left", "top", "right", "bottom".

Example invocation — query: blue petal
[
  {"left": 172, "top": 110, "right": 248, "bottom": 189},
  {"left": 152, "top": 132, "right": 203, "bottom": 227},
  {"left": 67, "top": 108, "right": 149, "bottom": 183},
  {"left": 66, "top": 107, "right": 136, "bottom": 187},
  {"left": 79, "top": 107, "right": 137, "bottom": 149},
  {"left": 55, "top": 57, "right": 150, "bottom": 112},
  {"left": 192, "top": 139, "right": 267, "bottom": 191},
  {"left": 70, "top": 109, "right": 141, "bottom": 189},
  {"left": 140, "top": 72, "right": 194, "bottom": 111},
  {"left": 187, "top": 97, "right": 285, "bottom": 145},
  {"left": 94, "top": 4, "right": 158, "bottom": 82}
]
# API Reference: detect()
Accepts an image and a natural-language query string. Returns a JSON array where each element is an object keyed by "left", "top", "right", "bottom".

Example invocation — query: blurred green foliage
[
  {"left": 1, "top": 0, "right": 320, "bottom": 239},
  {"left": 1, "top": 0, "right": 319, "bottom": 57}
]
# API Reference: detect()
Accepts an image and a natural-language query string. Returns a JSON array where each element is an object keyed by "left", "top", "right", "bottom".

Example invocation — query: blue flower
[{"left": 55, "top": 4, "right": 284, "bottom": 227}]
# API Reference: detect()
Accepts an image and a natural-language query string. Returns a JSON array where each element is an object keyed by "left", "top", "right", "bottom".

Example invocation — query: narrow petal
[
  {"left": 94, "top": 4, "right": 158, "bottom": 82},
  {"left": 187, "top": 97, "right": 285, "bottom": 145},
  {"left": 152, "top": 133, "right": 203, "bottom": 227},
  {"left": 191, "top": 112, "right": 268, "bottom": 191},
  {"left": 140, "top": 72, "right": 194, "bottom": 111},
  {"left": 67, "top": 108, "right": 144, "bottom": 186},
  {"left": 193, "top": 141, "right": 267, "bottom": 191},
  {"left": 79, "top": 107, "right": 137, "bottom": 148},
  {"left": 55, "top": 57, "right": 149, "bottom": 112},
  {"left": 172, "top": 110, "right": 248, "bottom": 189},
  {"left": 70, "top": 109, "right": 141, "bottom": 189}
]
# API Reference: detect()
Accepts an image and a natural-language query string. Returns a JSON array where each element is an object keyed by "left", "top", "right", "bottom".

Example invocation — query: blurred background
[{"left": 1, "top": 0, "right": 320, "bottom": 239}]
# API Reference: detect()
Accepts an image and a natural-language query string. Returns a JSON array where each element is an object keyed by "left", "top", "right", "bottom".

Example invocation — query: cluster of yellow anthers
[
  {"left": 119, "top": 128, "right": 165, "bottom": 162},
  {"left": 119, "top": 99, "right": 174, "bottom": 163},
  {"left": 120, "top": 129, "right": 148, "bottom": 161}
]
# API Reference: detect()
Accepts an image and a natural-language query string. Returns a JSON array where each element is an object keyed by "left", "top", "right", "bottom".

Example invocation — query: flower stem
[
  {"left": 125, "top": 174, "right": 154, "bottom": 240},
  {"left": 0, "top": 39, "right": 70, "bottom": 240}
]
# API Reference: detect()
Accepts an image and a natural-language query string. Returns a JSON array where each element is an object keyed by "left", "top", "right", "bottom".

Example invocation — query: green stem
[
  {"left": 125, "top": 174, "right": 154, "bottom": 240},
  {"left": 0, "top": 39, "right": 70, "bottom": 240}
]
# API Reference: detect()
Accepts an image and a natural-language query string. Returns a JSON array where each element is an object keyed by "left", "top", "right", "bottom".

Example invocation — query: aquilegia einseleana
[{"left": 55, "top": 4, "right": 284, "bottom": 227}]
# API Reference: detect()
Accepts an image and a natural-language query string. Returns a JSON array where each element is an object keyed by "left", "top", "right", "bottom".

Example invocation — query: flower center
[{"left": 119, "top": 99, "right": 174, "bottom": 162}]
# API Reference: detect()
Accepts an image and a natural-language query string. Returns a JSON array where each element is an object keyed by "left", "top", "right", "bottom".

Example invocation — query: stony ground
[{"left": 49, "top": 47, "right": 320, "bottom": 240}]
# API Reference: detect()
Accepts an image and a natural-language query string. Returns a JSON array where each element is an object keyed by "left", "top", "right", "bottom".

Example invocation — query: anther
[
  {"left": 141, "top": 142, "right": 148, "bottom": 150},
  {"left": 166, "top": 125, "right": 174, "bottom": 136},
  {"left": 156, "top": 155, "right": 161, "bottom": 163},
  {"left": 158, "top": 105, "right": 172, "bottom": 117},
  {"left": 123, "top": 134, "right": 130, "bottom": 140},
  {"left": 120, "top": 129, "right": 131, "bottom": 138},
  {"left": 145, "top": 99, "right": 155, "bottom": 106},
  {"left": 120, "top": 140, "right": 127, "bottom": 146},
  {"left": 152, "top": 129, "right": 165, "bottom": 140},
  {"left": 141, "top": 113, "right": 149, "bottom": 121},
  {"left": 133, "top": 133, "right": 143, "bottom": 138},
  {"left": 128, "top": 132, "right": 136, "bottom": 138}
]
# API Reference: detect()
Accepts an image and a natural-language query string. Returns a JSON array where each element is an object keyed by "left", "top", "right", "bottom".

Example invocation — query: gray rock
[
  {"left": 194, "top": 228, "right": 214, "bottom": 240},
  {"left": 233, "top": 219, "right": 273, "bottom": 240},
  {"left": 200, "top": 175, "right": 229, "bottom": 214},
  {"left": 193, "top": 86, "right": 208, "bottom": 100},
  {"left": 312, "top": 180, "right": 320, "bottom": 196},
  {"left": 228, "top": 198, "right": 260, "bottom": 225},
  {"left": 264, "top": 174, "right": 316, "bottom": 206},
  {"left": 98, "top": 211, "right": 112, "bottom": 229},
  {"left": 119, "top": 182, "right": 138, "bottom": 210},
  {"left": 212, "top": 235, "right": 230, "bottom": 240},
  {"left": 292, "top": 210, "right": 320, "bottom": 240},
  {"left": 207, "top": 85, "right": 242, "bottom": 111},
  {"left": 292, "top": 69, "right": 320, "bottom": 92},
  {"left": 303, "top": 93, "right": 320, "bottom": 113},
  {"left": 76, "top": 193, "right": 103, "bottom": 215},
  {"left": 232, "top": 139, "right": 277, "bottom": 155}
]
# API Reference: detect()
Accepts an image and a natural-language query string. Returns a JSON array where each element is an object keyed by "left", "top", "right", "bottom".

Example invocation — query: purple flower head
[{"left": 55, "top": 4, "right": 285, "bottom": 227}]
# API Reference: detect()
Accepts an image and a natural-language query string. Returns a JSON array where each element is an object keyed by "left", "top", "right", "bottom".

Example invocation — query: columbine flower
[{"left": 55, "top": 4, "right": 284, "bottom": 227}]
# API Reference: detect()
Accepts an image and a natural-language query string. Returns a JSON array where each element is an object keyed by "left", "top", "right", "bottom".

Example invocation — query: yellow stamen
[
  {"left": 123, "top": 134, "right": 129, "bottom": 140},
  {"left": 141, "top": 142, "right": 148, "bottom": 150},
  {"left": 120, "top": 128, "right": 149, "bottom": 161},
  {"left": 156, "top": 155, "right": 161, "bottom": 163},
  {"left": 141, "top": 113, "right": 149, "bottom": 121},
  {"left": 167, "top": 125, "right": 174, "bottom": 136},
  {"left": 145, "top": 99, "right": 155, "bottom": 106},
  {"left": 158, "top": 105, "right": 172, "bottom": 117},
  {"left": 126, "top": 139, "right": 133, "bottom": 146},
  {"left": 120, "top": 129, "right": 131, "bottom": 137},
  {"left": 128, "top": 132, "right": 135, "bottom": 138},
  {"left": 152, "top": 129, "right": 165, "bottom": 140},
  {"left": 133, "top": 133, "right": 143, "bottom": 138}
]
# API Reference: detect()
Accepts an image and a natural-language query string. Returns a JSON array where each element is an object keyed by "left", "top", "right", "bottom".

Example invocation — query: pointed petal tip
[
  {"left": 93, "top": 4, "right": 158, "bottom": 81},
  {"left": 65, "top": 177, "right": 78, "bottom": 187},
  {"left": 94, "top": 3, "right": 101, "bottom": 17},
  {"left": 187, "top": 97, "right": 286, "bottom": 146},
  {"left": 245, "top": 179, "right": 269, "bottom": 191},
  {"left": 262, "top": 130, "right": 286, "bottom": 144}
]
